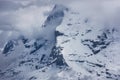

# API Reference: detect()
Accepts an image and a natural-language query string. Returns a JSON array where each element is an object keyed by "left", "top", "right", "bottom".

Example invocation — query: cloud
[
  {"left": 13, "top": 5, "right": 53, "bottom": 37},
  {"left": 0, "top": 1, "right": 53, "bottom": 38},
  {"left": 65, "top": 0, "right": 120, "bottom": 29},
  {"left": 0, "top": 0, "right": 120, "bottom": 39}
]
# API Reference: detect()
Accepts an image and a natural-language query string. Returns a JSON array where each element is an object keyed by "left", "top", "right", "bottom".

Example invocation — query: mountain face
[
  {"left": 0, "top": 4, "right": 120, "bottom": 80},
  {"left": 0, "top": 5, "right": 68, "bottom": 80},
  {"left": 56, "top": 6, "right": 120, "bottom": 80}
]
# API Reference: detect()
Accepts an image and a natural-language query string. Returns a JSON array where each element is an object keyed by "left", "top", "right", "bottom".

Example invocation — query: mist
[{"left": 0, "top": 0, "right": 120, "bottom": 39}]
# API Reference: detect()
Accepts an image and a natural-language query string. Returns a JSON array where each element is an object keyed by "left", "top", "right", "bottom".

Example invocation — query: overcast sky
[
  {"left": 0, "top": 0, "right": 120, "bottom": 39},
  {"left": 0, "top": 0, "right": 120, "bottom": 30}
]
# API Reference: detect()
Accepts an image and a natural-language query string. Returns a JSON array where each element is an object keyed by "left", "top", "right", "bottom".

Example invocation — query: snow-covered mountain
[
  {"left": 0, "top": 2, "right": 120, "bottom": 80},
  {"left": 56, "top": 8, "right": 120, "bottom": 80},
  {"left": 0, "top": 5, "right": 68, "bottom": 80}
]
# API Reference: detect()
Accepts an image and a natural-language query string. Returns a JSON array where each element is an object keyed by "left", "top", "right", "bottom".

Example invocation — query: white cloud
[
  {"left": 1, "top": 0, "right": 120, "bottom": 39},
  {"left": 65, "top": 0, "right": 120, "bottom": 29},
  {"left": 13, "top": 5, "right": 53, "bottom": 38},
  {"left": 0, "top": 4, "right": 53, "bottom": 38}
]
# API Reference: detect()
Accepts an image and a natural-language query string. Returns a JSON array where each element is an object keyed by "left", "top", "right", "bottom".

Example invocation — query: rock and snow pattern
[{"left": 0, "top": 0, "right": 120, "bottom": 80}]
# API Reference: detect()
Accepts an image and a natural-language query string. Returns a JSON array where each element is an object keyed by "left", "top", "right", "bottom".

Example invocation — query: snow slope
[
  {"left": 0, "top": 2, "right": 120, "bottom": 80},
  {"left": 56, "top": 4, "right": 120, "bottom": 80}
]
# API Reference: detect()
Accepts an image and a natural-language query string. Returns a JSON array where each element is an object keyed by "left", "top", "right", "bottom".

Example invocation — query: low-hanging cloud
[
  {"left": 0, "top": 1, "right": 53, "bottom": 38},
  {"left": 66, "top": 0, "right": 120, "bottom": 27},
  {"left": 0, "top": 0, "right": 120, "bottom": 39},
  {"left": 12, "top": 5, "right": 53, "bottom": 37}
]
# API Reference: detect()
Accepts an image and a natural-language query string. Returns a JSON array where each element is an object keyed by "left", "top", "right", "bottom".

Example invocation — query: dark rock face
[
  {"left": 30, "top": 39, "right": 47, "bottom": 54},
  {"left": 82, "top": 31, "right": 112, "bottom": 54},
  {"left": 46, "top": 10, "right": 64, "bottom": 22},
  {"left": 44, "top": 5, "right": 65, "bottom": 27},
  {"left": 21, "top": 37, "right": 28, "bottom": 44},
  {"left": 50, "top": 46, "right": 68, "bottom": 67},
  {"left": 2, "top": 40, "right": 17, "bottom": 56},
  {"left": 55, "top": 31, "right": 64, "bottom": 37}
]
